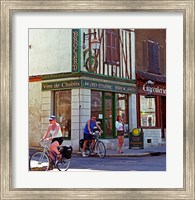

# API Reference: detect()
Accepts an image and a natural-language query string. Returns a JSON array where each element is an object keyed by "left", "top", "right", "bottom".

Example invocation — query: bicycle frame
[
  {"left": 40, "top": 143, "right": 58, "bottom": 163},
  {"left": 86, "top": 133, "right": 101, "bottom": 152}
]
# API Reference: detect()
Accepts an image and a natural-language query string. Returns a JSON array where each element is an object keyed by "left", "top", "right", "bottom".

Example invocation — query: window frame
[
  {"left": 91, "top": 90, "right": 129, "bottom": 138},
  {"left": 53, "top": 90, "right": 71, "bottom": 140},
  {"left": 137, "top": 94, "right": 160, "bottom": 128},
  {"left": 105, "top": 29, "right": 120, "bottom": 65}
]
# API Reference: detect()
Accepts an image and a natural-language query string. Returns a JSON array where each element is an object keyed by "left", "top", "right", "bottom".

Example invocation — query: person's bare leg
[{"left": 50, "top": 141, "right": 60, "bottom": 160}]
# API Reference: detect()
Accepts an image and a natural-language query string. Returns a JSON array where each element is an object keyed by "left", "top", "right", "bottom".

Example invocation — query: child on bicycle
[{"left": 82, "top": 116, "right": 103, "bottom": 157}]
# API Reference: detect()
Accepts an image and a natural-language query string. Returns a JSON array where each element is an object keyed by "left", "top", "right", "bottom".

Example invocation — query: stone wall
[
  {"left": 64, "top": 88, "right": 91, "bottom": 152},
  {"left": 142, "top": 129, "right": 162, "bottom": 147},
  {"left": 29, "top": 82, "right": 42, "bottom": 146}
]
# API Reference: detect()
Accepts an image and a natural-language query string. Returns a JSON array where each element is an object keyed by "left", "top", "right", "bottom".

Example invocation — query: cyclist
[
  {"left": 82, "top": 116, "right": 103, "bottom": 157},
  {"left": 42, "top": 115, "right": 63, "bottom": 161}
]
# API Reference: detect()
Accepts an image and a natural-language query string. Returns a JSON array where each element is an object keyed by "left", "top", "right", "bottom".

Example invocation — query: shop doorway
[{"left": 91, "top": 90, "right": 129, "bottom": 138}]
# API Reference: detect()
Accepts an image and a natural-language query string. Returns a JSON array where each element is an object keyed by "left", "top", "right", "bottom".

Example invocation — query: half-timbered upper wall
[
  {"left": 29, "top": 29, "right": 72, "bottom": 76},
  {"left": 82, "top": 29, "right": 135, "bottom": 80}
]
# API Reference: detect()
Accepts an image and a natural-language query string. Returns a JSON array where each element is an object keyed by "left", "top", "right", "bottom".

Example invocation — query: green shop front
[{"left": 40, "top": 74, "right": 137, "bottom": 151}]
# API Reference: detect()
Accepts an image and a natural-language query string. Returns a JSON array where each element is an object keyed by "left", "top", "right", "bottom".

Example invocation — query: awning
[{"left": 136, "top": 70, "right": 166, "bottom": 83}]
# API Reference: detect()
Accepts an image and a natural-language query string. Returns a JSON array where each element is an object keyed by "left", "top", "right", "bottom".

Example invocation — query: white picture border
[{"left": 12, "top": 12, "right": 183, "bottom": 188}]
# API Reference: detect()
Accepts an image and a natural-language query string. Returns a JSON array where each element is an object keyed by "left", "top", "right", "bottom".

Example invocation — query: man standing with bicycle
[{"left": 82, "top": 116, "right": 103, "bottom": 157}]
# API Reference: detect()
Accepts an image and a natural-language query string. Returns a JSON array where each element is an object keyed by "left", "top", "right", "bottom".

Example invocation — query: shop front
[
  {"left": 34, "top": 75, "right": 137, "bottom": 151},
  {"left": 136, "top": 70, "right": 166, "bottom": 147}
]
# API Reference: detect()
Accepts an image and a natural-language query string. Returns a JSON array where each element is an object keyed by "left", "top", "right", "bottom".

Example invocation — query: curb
[{"left": 72, "top": 151, "right": 166, "bottom": 157}]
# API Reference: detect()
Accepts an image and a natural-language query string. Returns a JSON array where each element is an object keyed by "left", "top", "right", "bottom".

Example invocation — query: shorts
[
  {"left": 83, "top": 133, "right": 94, "bottom": 141},
  {"left": 51, "top": 137, "right": 64, "bottom": 145},
  {"left": 117, "top": 130, "right": 124, "bottom": 136}
]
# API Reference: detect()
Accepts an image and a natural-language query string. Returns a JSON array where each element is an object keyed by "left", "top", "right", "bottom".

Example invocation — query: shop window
[
  {"left": 140, "top": 95, "right": 156, "bottom": 127},
  {"left": 54, "top": 90, "right": 71, "bottom": 139},
  {"left": 105, "top": 29, "right": 120, "bottom": 64},
  {"left": 91, "top": 90, "right": 102, "bottom": 123},
  {"left": 116, "top": 94, "right": 129, "bottom": 131}
]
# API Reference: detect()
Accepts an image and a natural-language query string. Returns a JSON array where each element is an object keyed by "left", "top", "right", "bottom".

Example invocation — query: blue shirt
[{"left": 84, "top": 120, "right": 96, "bottom": 134}]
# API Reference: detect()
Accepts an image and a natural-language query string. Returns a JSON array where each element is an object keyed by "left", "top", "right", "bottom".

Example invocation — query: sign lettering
[
  {"left": 42, "top": 79, "right": 136, "bottom": 94},
  {"left": 72, "top": 29, "right": 79, "bottom": 72},
  {"left": 142, "top": 83, "right": 166, "bottom": 95}
]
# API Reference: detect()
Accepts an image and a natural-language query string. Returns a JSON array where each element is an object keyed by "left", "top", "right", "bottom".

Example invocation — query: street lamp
[
  {"left": 83, "top": 31, "right": 100, "bottom": 51},
  {"left": 145, "top": 80, "right": 155, "bottom": 98}
]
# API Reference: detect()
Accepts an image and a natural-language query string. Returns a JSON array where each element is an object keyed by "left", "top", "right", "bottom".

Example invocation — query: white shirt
[
  {"left": 49, "top": 123, "right": 62, "bottom": 138},
  {"left": 115, "top": 121, "right": 124, "bottom": 131}
]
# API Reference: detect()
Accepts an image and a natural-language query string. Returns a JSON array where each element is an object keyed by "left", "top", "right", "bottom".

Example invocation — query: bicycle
[
  {"left": 80, "top": 131, "right": 106, "bottom": 158},
  {"left": 29, "top": 140, "right": 72, "bottom": 171}
]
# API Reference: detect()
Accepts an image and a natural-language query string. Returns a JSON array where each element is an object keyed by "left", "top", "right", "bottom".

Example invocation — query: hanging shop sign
[
  {"left": 72, "top": 29, "right": 80, "bottom": 72},
  {"left": 129, "top": 128, "right": 144, "bottom": 149},
  {"left": 42, "top": 79, "right": 136, "bottom": 94},
  {"left": 137, "top": 81, "right": 166, "bottom": 96}
]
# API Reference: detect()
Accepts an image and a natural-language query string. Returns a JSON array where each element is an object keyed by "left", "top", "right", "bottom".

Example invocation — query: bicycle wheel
[
  {"left": 84, "top": 147, "right": 91, "bottom": 157},
  {"left": 29, "top": 151, "right": 50, "bottom": 171},
  {"left": 96, "top": 141, "right": 106, "bottom": 158},
  {"left": 56, "top": 158, "right": 71, "bottom": 171}
]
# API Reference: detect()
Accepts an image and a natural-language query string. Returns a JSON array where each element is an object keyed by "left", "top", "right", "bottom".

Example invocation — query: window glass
[
  {"left": 91, "top": 90, "right": 102, "bottom": 121},
  {"left": 54, "top": 90, "right": 71, "bottom": 138},
  {"left": 140, "top": 95, "right": 156, "bottom": 127}
]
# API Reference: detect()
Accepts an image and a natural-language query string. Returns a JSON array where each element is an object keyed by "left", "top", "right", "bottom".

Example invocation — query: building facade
[
  {"left": 135, "top": 29, "right": 166, "bottom": 147},
  {"left": 29, "top": 29, "right": 137, "bottom": 151},
  {"left": 29, "top": 29, "right": 166, "bottom": 151}
]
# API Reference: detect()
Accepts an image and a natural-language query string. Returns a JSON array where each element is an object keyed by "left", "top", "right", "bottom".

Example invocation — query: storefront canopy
[{"left": 136, "top": 70, "right": 166, "bottom": 83}]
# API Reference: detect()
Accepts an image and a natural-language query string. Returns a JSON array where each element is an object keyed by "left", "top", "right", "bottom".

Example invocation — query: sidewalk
[
  {"left": 71, "top": 144, "right": 166, "bottom": 157},
  {"left": 105, "top": 145, "right": 166, "bottom": 157},
  {"left": 29, "top": 144, "right": 166, "bottom": 157}
]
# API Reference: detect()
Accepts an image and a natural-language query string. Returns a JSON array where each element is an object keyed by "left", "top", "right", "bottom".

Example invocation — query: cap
[{"left": 48, "top": 115, "right": 56, "bottom": 121}]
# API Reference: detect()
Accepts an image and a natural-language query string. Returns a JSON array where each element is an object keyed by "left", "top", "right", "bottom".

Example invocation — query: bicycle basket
[
  {"left": 40, "top": 140, "right": 51, "bottom": 148},
  {"left": 60, "top": 146, "right": 73, "bottom": 159}
]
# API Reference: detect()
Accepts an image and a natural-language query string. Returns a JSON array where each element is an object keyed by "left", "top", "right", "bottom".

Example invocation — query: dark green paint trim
[
  {"left": 102, "top": 92, "right": 106, "bottom": 138},
  {"left": 42, "top": 79, "right": 136, "bottom": 94},
  {"left": 72, "top": 29, "right": 80, "bottom": 72},
  {"left": 112, "top": 93, "right": 117, "bottom": 138},
  {"left": 77, "top": 29, "right": 81, "bottom": 72},
  {"left": 38, "top": 71, "right": 136, "bottom": 84}
]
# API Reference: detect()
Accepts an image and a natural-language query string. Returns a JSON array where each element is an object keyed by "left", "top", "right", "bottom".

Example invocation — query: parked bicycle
[
  {"left": 79, "top": 131, "right": 106, "bottom": 158},
  {"left": 29, "top": 140, "right": 72, "bottom": 171}
]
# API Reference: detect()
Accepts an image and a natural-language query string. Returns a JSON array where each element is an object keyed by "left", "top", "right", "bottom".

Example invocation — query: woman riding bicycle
[
  {"left": 82, "top": 116, "right": 103, "bottom": 157},
  {"left": 42, "top": 115, "right": 63, "bottom": 160}
]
